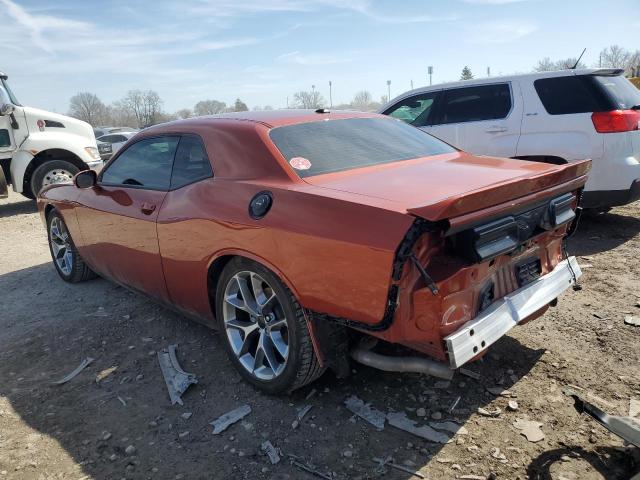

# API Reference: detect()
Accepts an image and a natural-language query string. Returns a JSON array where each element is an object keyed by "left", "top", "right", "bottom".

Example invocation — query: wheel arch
[{"left": 22, "top": 149, "right": 86, "bottom": 196}]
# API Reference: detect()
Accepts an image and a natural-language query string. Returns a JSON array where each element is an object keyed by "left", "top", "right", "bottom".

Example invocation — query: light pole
[
  {"left": 329, "top": 80, "right": 333, "bottom": 108},
  {"left": 427, "top": 66, "right": 433, "bottom": 86},
  {"left": 386, "top": 80, "right": 391, "bottom": 102},
  {"left": 410, "top": 79, "right": 414, "bottom": 90}
]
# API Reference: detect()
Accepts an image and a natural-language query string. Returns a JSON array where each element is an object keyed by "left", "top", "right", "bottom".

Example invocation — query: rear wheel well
[
  {"left": 512, "top": 155, "right": 568, "bottom": 165},
  {"left": 44, "top": 204, "right": 56, "bottom": 220},
  {"left": 207, "top": 255, "right": 236, "bottom": 316},
  {"left": 23, "top": 149, "right": 86, "bottom": 196}
]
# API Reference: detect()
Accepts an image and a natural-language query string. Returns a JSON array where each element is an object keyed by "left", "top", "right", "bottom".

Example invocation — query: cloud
[
  {"left": 277, "top": 50, "right": 354, "bottom": 65},
  {"left": 466, "top": 21, "right": 537, "bottom": 44},
  {"left": 462, "top": 0, "right": 529, "bottom": 4}
]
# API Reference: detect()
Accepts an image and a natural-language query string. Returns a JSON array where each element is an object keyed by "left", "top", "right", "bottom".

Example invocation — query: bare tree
[
  {"left": 460, "top": 66, "right": 474, "bottom": 80},
  {"left": 534, "top": 57, "right": 585, "bottom": 72},
  {"left": 194, "top": 99, "right": 226, "bottom": 116},
  {"left": 68, "top": 92, "right": 106, "bottom": 126},
  {"left": 176, "top": 108, "right": 193, "bottom": 119},
  {"left": 599, "top": 45, "right": 631, "bottom": 69},
  {"left": 292, "top": 90, "right": 325, "bottom": 109},
  {"left": 121, "top": 90, "right": 164, "bottom": 127},
  {"left": 351, "top": 90, "right": 372, "bottom": 110}
]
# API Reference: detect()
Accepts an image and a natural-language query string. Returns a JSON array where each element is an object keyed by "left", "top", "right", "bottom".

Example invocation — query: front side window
[
  {"left": 0, "top": 79, "right": 21, "bottom": 106},
  {"left": 170, "top": 135, "right": 213, "bottom": 189},
  {"left": 101, "top": 136, "right": 179, "bottom": 190},
  {"left": 534, "top": 75, "right": 612, "bottom": 115},
  {"left": 0, "top": 129, "right": 11, "bottom": 147},
  {"left": 269, "top": 117, "right": 456, "bottom": 178},
  {"left": 384, "top": 91, "right": 440, "bottom": 127},
  {"left": 438, "top": 84, "right": 511, "bottom": 124}
]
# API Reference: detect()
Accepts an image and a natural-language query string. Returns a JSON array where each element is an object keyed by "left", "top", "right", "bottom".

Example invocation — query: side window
[
  {"left": 101, "top": 136, "right": 179, "bottom": 190},
  {"left": 534, "top": 76, "right": 612, "bottom": 115},
  {"left": 0, "top": 129, "right": 10, "bottom": 147},
  {"left": 384, "top": 91, "right": 440, "bottom": 127},
  {"left": 170, "top": 135, "right": 213, "bottom": 189},
  {"left": 438, "top": 84, "right": 511, "bottom": 124},
  {"left": 113, "top": 135, "right": 128, "bottom": 143}
]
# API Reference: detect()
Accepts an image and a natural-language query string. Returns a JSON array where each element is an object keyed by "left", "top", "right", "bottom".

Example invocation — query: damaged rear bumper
[{"left": 444, "top": 256, "right": 581, "bottom": 368}]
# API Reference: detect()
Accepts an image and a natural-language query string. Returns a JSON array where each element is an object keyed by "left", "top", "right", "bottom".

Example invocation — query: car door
[
  {"left": 382, "top": 89, "right": 442, "bottom": 132},
  {"left": 110, "top": 134, "right": 129, "bottom": 154},
  {"left": 427, "top": 82, "right": 521, "bottom": 157},
  {"left": 75, "top": 135, "right": 179, "bottom": 300}
]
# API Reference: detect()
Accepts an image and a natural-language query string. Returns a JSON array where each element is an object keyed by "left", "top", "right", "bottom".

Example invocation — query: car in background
[
  {"left": 93, "top": 126, "right": 137, "bottom": 139},
  {"left": 380, "top": 68, "right": 640, "bottom": 210},
  {"left": 96, "top": 131, "right": 136, "bottom": 160},
  {"left": 38, "top": 110, "right": 588, "bottom": 394}
]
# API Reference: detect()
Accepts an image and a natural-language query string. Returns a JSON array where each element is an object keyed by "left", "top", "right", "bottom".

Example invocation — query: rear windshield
[
  {"left": 269, "top": 117, "right": 456, "bottom": 178},
  {"left": 593, "top": 75, "right": 640, "bottom": 110}
]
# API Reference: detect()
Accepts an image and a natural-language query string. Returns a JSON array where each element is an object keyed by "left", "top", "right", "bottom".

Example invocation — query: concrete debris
[
  {"left": 486, "top": 387, "right": 512, "bottom": 397},
  {"left": 158, "top": 345, "right": 198, "bottom": 406},
  {"left": 428, "top": 421, "right": 469, "bottom": 435},
  {"left": 52, "top": 357, "right": 94, "bottom": 385},
  {"left": 459, "top": 368, "right": 481, "bottom": 380},
  {"left": 459, "top": 475, "right": 486, "bottom": 480},
  {"left": 386, "top": 411, "right": 451, "bottom": 444},
  {"left": 513, "top": 419, "right": 545, "bottom": 442},
  {"left": 477, "top": 407, "right": 501, "bottom": 417},
  {"left": 211, "top": 405, "right": 251, "bottom": 435},
  {"left": 624, "top": 315, "right": 640, "bottom": 326},
  {"left": 507, "top": 400, "right": 519, "bottom": 411},
  {"left": 431, "top": 411, "right": 442, "bottom": 420},
  {"left": 434, "top": 381, "right": 451, "bottom": 389},
  {"left": 96, "top": 366, "right": 118, "bottom": 383},
  {"left": 344, "top": 395, "right": 386, "bottom": 431},
  {"left": 124, "top": 445, "right": 136, "bottom": 455},
  {"left": 630, "top": 398, "right": 640, "bottom": 418},
  {"left": 288, "top": 454, "right": 333, "bottom": 480},
  {"left": 373, "top": 456, "right": 426, "bottom": 478},
  {"left": 490, "top": 447, "right": 507, "bottom": 462},
  {"left": 261, "top": 441, "right": 281, "bottom": 465}
]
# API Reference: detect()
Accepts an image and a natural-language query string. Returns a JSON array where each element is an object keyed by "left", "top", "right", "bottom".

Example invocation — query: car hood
[{"left": 303, "top": 152, "right": 591, "bottom": 221}]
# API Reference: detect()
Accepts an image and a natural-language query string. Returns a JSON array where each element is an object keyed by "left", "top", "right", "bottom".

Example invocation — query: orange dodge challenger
[{"left": 38, "top": 110, "right": 589, "bottom": 393}]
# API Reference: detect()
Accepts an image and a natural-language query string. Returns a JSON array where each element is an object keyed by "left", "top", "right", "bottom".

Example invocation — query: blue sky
[{"left": 1, "top": 0, "right": 638, "bottom": 113}]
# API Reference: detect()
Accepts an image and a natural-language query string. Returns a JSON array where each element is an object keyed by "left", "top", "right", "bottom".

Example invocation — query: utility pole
[
  {"left": 410, "top": 79, "right": 414, "bottom": 90},
  {"left": 427, "top": 66, "right": 433, "bottom": 86},
  {"left": 487, "top": 66, "right": 491, "bottom": 77},
  {"left": 329, "top": 80, "right": 333, "bottom": 108},
  {"left": 386, "top": 80, "right": 391, "bottom": 101}
]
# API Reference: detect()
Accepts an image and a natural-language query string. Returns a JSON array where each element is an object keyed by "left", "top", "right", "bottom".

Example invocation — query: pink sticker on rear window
[{"left": 289, "top": 157, "right": 312, "bottom": 170}]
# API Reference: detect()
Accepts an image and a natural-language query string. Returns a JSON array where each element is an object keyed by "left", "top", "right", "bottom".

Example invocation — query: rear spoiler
[
  {"left": 589, "top": 68, "right": 625, "bottom": 77},
  {"left": 406, "top": 159, "right": 591, "bottom": 222}
]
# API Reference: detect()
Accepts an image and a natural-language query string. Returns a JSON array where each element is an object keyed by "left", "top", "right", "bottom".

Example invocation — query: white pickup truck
[{"left": 0, "top": 70, "right": 103, "bottom": 199}]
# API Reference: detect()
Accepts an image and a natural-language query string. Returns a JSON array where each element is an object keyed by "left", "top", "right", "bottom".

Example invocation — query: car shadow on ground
[
  {"left": 526, "top": 446, "right": 638, "bottom": 479},
  {"left": 568, "top": 209, "right": 640, "bottom": 257},
  {"left": 0, "top": 197, "right": 37, "bottom": 218},
  {"left": 0, "top": 263, "right": 632, "bottom": 479}
]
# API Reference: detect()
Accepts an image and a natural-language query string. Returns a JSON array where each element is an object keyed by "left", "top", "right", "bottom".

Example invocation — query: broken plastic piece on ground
[
  {"left": 386, "top": 411, "right": 451, "bottom": 443},
  {"left": 567, "top": 389, "right": 640, "bottom": 448},
  {"left": 288, "top": 454, "right": 333, "bottom": 480},
  {"left": 261, "top": 440, "right": 281, "bottom": 464},
  {"left": 344, "top": 395, "right": 386, "bottom": 431},
  {"left": 96, "top": 365, "right": 118, "bottom": 383},
  {"left": 624, "top": 315, "right": 640, "bottom": 326},
  {"left": 210, "top": 404, "right": 251, "bottom": 434},
  {"left": 513, "top": 419, "right": 545, "bottom": 442},
  {"left": 157, "top": 345, "right": 197, "bottom": 406},
  {"left": 428, "top": 421, "right": 468, "bottom": 435},
  {"left": 52, "top": 357, "right": 94, "bottom": 385},
  {"left": 459, "top": 368, "right": 481, "bottom": 380},
  {"left": 372, "top": 456, "right": 426, "bottom": 478}
]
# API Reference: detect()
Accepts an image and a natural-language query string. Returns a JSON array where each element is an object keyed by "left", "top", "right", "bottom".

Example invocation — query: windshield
[
  {"left": 1, "top": 78, "right": 21, "bottom": 106},
  {"left": 594, "top": 75, "right": 640, "bottom": 109},
  {"left": 269, "top": 117, "right": 456, "bottom": 178}
]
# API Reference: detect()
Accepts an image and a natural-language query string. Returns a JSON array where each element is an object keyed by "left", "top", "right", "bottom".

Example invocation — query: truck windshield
[
  {"left": 269, "top": 117, "right": 456, "bottom": 178},
  {"left": 594, "top": 74, "right": 640, "bottom": 110},
  {"left": 1, "top": 78, "right": 21, "bottom": 106}
]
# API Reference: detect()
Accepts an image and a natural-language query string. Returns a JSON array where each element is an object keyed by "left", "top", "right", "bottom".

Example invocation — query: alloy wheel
[
  {"left": 222, "top": 271, "right": 289, "bottom": 380},
  {"left": 49, "top": 216, "right": 73, "bottom": 276}
]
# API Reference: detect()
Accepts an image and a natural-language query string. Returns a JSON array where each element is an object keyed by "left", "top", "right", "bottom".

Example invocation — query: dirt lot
[{"left": 0, "top": 190, "right": 638, "bottom": 480}]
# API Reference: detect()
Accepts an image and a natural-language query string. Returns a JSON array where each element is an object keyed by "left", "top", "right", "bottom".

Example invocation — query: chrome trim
[{"left": 445, "top": 257, "right": 581, "bottom": 368}]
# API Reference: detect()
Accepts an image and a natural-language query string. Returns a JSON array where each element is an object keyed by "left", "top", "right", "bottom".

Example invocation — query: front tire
[
  {"left": 31, "top": 160, "right": 79, "bottom": 197},
  {"left": 215, "top": 257, "right": 325, "bottom": 394},
  {"left": 47, "top": 210, "right": 96, "bottom": 283}
]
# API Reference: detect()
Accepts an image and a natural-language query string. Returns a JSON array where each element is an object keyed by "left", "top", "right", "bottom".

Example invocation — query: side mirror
[
  {"left": 74, "top": 170, "right": 97, "bottom": 189},
  {"left": 0, "top": 103, "right": 14, "bottom": 116}
]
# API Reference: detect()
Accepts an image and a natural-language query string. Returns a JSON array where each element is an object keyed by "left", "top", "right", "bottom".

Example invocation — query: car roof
[
  {"left": 380, "top": 68, "right": 625, "bottom": 109},
  {"left": 145, "top": 109, "right": 382, "bottom": 131}
]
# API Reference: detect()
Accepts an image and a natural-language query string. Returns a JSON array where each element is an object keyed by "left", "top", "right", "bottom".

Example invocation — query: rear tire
[
  {"left": 47, "top": 210, "right": 96, "bottom": 283},
  {"left": 215, "top": 257, "right": 325, "bottom": 394},
  {"left": 31, "top": 160, "right": 79, "bottom": 197}
]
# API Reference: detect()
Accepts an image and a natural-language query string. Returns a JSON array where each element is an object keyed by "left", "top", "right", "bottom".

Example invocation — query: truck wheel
[
  {"left": 47, "top": 210, "right": 96, "bottom": 283},
  {"left": 30, "top": 160, "right": 79, "bottom": 197},
  {"left": 215, "top": 257, "right": 325, "bottom": 394}
]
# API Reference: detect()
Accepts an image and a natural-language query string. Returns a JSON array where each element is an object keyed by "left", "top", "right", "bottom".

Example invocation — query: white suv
[{"left": 380, "top": 69, "right": 640, "bottom": 210}]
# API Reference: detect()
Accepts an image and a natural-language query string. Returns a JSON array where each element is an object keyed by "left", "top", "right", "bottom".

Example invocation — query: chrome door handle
[
  {"left": 485, "top": 126, "right": 507, "bottom": 133},
  {"left": 141, "top": 203, "right": 156, "bottom": 215}
]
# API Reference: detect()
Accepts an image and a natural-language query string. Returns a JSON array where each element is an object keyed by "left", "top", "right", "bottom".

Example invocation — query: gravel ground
[{"left": 0, "top": 189, "right": 639, "bottom": 480}]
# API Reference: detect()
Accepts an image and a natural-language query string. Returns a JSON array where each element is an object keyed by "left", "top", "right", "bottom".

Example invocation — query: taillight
[{"left": 591, "top": 110, "right": 640, "bottom": 133}]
